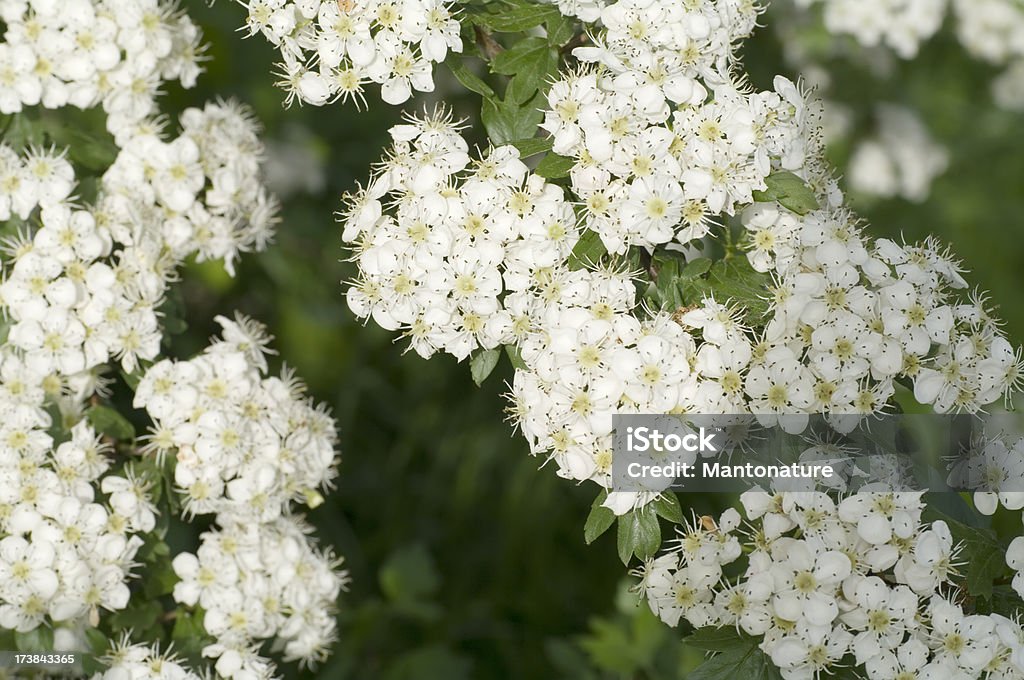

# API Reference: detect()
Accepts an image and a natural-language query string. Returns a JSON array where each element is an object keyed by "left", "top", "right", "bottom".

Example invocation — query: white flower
[
  {"left": 1006, "top": 536, "right": 1024, "bottom": 599},
  {"left": 838, "top": 492, "right": 923, "bottom": 545},
  {"left": 841, "top": 576, "right": 919, "bottom": 664},
  {"left": 769, "top": 538, "right": 852, "bottom": 626},
  {"left": 926, "top": 598, "right": 998, "bottom": 674}
]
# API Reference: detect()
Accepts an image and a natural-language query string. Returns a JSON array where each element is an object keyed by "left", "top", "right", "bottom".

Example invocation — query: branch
[{"left": 474, "top": 25, "right": 504, "bottom": 61}]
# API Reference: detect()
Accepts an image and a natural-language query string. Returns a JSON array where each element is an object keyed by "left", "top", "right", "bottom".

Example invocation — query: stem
[
  {"left": 561, "top": 30, "right": 590, "bottom": 55},
  {"left": 640, "top": 248, "right": 656, "bottom": 282}
]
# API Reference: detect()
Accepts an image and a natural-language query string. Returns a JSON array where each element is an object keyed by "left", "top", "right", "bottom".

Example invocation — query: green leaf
[
  {"left": 64, "top": 132, "right": 118, "bottom": 172},
  {"left": 481, "top": 95, "right": 544, "bottom": 146},
  {"left": 686, "top": 627, "right": 753, "bottom": 652},
  {"left": 578, "top": 616, "right": 660, "bottom": 675},
  {"left": 567, "top": 229, "right": 607, "bottom": 270},
  {"left": 0, "top": 109, "right": 113, "bottom": 171},
  {"left": 383, "top": 645, "right": 473, "bottom": 680},
  {"left": 922, "top": 504, "right": 1006, "bottom": 601},
  {"left": 158, "top": 287, "right": 189, "bottom": 339},
  {"left": 978, "top": 585, "right": 1024, "bottom": 617},
  {"left": 546, "top": 14, "right": 576, "bottom": 46},
  {"left": 163, "top": 314, "right": 188, "bottom": 336},
  {"left": 1, "top": 111, "right": 45, "bottom": 149},
  {"left": 925, "top": 491, "right": 989, "bottom": 528},
  {"left": 509, "top": 136, "right": 553, "bottom": 158},
  {"left": 172, "top": 609, "right": 206, "bottom": 641},
  {"left": 497, "top": 39, "right": 559, "bottom": 105},
  {"left": 647, "top": 256, "right": 714, "bottom": 309},
  {"left": 680, "top": 257, "right": 713, "bottom": 280},
  {"left": 34, "top": 109, "right": 118, "bottom": 172},
  {"left": 120, "top": 368, "right": 143, "bottom": 391},
  {"left": 380, "top": 544, "right": 441, "bottom": 605},
  {"left": 14, "top": 626, "right": 54, "bottom": 653},
  {"left": 685, "top": 628, "right": 784, "bottom": 680},
  {"left": 967, "top": 548, "right": 1006, "bottom": 601},
  {"left": 470, "top": 347, "right": 502, "bottom": 386},
  {"left": 85, "top": 627, "right": 109, "bottom": 656},
  {"left": 535, "top": 152, "right": 575, "bottom": 179},
  {"left": 144, "top": 558, "right": 179, "bottom": 599},
  {"left": 688, "top": 652, "right": 786, "bottom": 680},
  {"left": 86, "top": 405, "right": 136, "bottom": 441},
  {"left": 645, "top": 254, "right": 682, "bottom": 309},
  {"left": 506, "top": 72, "right": 540, "bottom": 105},
  {"left": 172, "top": 607, "right": 210, "bottom": 664},
  {"left": 165, "top": 473, "right": 182, "bottom": 516},
  {"left": 680, "top": 257, "right": 772, "bottom": 323},
  {"left": 652, "top": 493, "right": 684, "bottom": 525},
  {"left": 492, "top": 37, "right": 553, "bottom": 75},
  {"left": 109, "top": 599, "right": 163, "bottom": 635},
  {"left": 653, "top": 255, "right": 680, "bottom": 282},
  {"left": 584, "top": 492, "right": 615, "bottom": 544},
  {"left": 446, "top": 59, "right": 495, "bottom": 98},
  {"left": 474, "top": 4, "right": 560, "bottom": 32},
  {"left": 752, "top": 170, "right": 818, "bottom": 216},
  {"left": 82, "top": 654, "right": 106, "bottom": 676},
  {"left": 616, "top": 507, "right": 660, "bottom": 565},
  {"left": 505, "top": 344, "right": 528, "bottom": 370},
  {"left": 137, "top": 535, "right": 171, "bottom": 562}
]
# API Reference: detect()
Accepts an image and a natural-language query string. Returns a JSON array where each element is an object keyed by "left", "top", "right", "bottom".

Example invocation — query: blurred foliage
[{"left": 128, "top": 1, "right": 1024, "bottom": 677}]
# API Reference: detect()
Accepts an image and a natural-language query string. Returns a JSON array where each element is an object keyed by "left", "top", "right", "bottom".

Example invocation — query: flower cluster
[
  {"left": 0, "top": 101, "right": 277, "bottom": 377},
  {"left": 0, "top": 128, "right": 241, "bottom": 641},
  {"left": 134, "top": 314, "right": 338, "bottom": 523},
  {"left": 952, "top": 0, "right": 1024, "bottom": 68},
  {"left": 791, "top": 0, "right": 946, "bottom": 59},
  {"left": 541, "top": 0, "right": 813, "bottom": 254},
  {"left": 342, "top": 109, "right": 582, "bottom": 360},
  {"left": 953, "top": 0, "right": 1024, "bottom": 111},
  {"left": 0, "top": 0, "right": 203, "bottom": 133},
  {"left": 512, "top": 291, "right": 701, "bottom": 489},
  {"left": 134, "top": 316, "right": 346, "bottom": 675},
  {"left": 100, "top": 100, "right": 278, "bottom": 268},
  {"left": 1, "top": 3, "right": 347, "bottom": 674},
  {"left": 232, "top": 0, "right": 462, "bottom": 106},
  {"left": 641, "top": 492, "right": 1024, "bottom": 680},
  {"left": 94, "top": 637, "right": 204, "bottom": 680},
  {"left": 847, "top": 104, "right": 949, "bottom": 203},
  {"left": 528, "top": 0, "right": 1020, "bottom": 509},
  {"left": 501, "top": 183, "right": 1023, "bottom": 513},
  {"left": 0, "top": 354, "right": 151, "bottom": 633},
  {"left": 173, "top": 514, "right": 347, "bottom": 676},
  {"left": 783, "top": 0, "right": 1024, "bottom": 112},
  {"left": 739, "top": 200, "right": 1021, "bottom": 416},
  {"left": 957, "top": 436, "right": 1024, "bottom": 611}
]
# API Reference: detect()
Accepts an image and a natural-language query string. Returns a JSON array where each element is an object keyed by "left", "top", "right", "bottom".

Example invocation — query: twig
[
  {"left": 474, "top": 25, "right": 504, "bottom": 61},
  {"left": 561, "top": 30, "right": 590, "bottom": 54}
]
